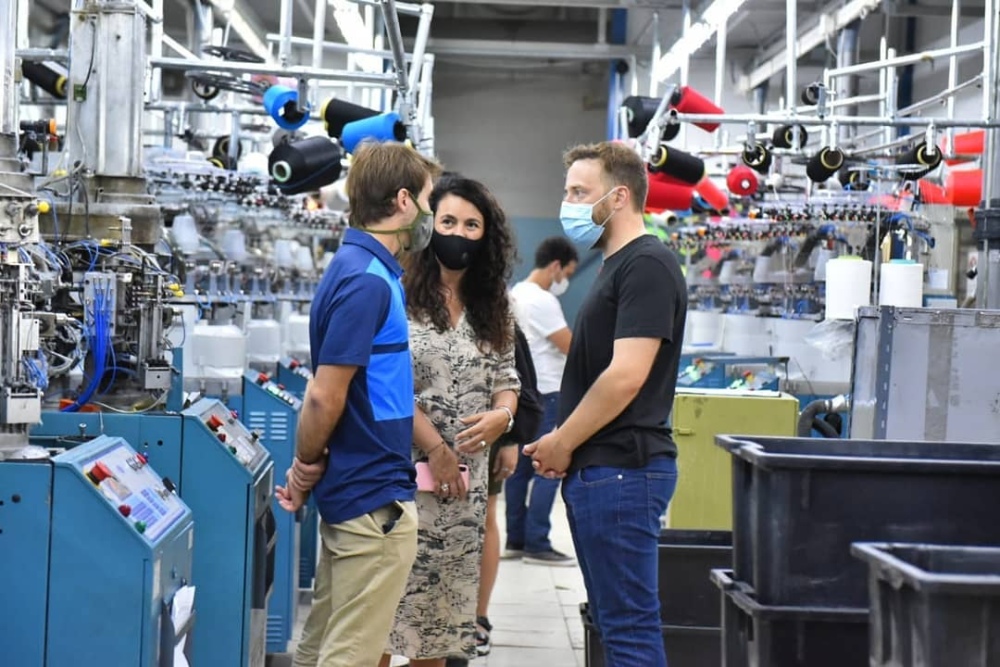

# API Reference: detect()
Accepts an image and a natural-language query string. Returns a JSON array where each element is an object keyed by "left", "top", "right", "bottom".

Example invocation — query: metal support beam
[
  {"left": 267, "top": 33, "right": 409, "bottom": 60},
  {"left": 424, "top": 38, "right": 636, "bottom": 60},
  {"left": 666, "top": 110, "right": 1000, "bottom": 128},
  {"left": 739, "top": 0, "right": 883, "bottom": 92},
  {"left": 150, "top": 56, "right": 396, "bottom": 84},
  {"left": 0, "top": 0, "right": 15, "bottom": 138},
  {"left": 785, "top": 0, "right": 797, "bottom": 112}
]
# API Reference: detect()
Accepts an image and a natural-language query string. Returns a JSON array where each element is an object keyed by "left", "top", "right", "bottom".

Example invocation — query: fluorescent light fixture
[
  {"left": 655, "top": 0, "right": 748, "bottom": 82},
  {"left": 329, "top": 0, "right": 382, "bottom": 72}
]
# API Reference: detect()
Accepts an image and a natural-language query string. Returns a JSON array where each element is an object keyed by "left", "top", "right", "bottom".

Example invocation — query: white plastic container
[{"left": 246, "top": 318, "right": 282, "bottom": 365}]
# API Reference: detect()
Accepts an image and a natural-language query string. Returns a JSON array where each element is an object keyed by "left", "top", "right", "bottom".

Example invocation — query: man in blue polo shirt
[{"left": 274, "top": 141, "right": 441, "bottom": 667}]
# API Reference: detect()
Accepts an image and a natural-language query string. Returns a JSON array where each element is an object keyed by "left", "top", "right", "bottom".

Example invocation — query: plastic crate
[
  {"left": 852, "top": 542, "right": 1000, "bottom": 667},
  {"left": 716, "top": 435, "right": 1000, "bottom": 608},
  {"left": 658, "top": 529, "right": 733, "bottom": 626},
  {"left": 712, "top": 570, "right": 869, "bottom": 667},
  {"left": 580, "top": 603, "right": 719, "bottom": 667}
]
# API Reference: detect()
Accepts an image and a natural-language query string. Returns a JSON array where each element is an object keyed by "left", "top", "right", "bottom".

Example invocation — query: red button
[
  {"left": 289, "top": 360, "right": 300, "bottom": 369},
  {"left": 231, "top": 410, "right": 238, "bottom": 419},
  {"left": 278, "top": 384, "right": 286, "bottom": 390},
  {"left": 90, "top": 462, "right": 113, "bottom": 483},
  {"left": 217, "top": 433, "right": 227, "bottom": 442},
  {"left": 207, "top": 415, "right": 224, "bottom": 431},
  {"left": 257, "top": 373, "right": 269, "bottom": 384},
  {"left": 135, "top": 453, "right": 147, "bottom": 465},
  {"left": 119, "top": 504, "right": 132, "bottom": 517}
]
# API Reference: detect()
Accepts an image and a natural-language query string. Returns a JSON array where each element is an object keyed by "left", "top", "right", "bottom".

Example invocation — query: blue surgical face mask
[{"left": 559, "top": 189, "right": 617, "bottom": 248}]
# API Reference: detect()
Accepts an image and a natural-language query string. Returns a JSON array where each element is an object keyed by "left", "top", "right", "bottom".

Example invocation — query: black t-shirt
[{"left": 559, "top": 234, "right": 688, "bottom": 471}]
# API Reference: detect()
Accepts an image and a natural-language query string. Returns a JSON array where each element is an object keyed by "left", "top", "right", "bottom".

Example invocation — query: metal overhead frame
[
  {"left": 422, "top": 38, "right": 636, "bottom": 59},
  {"left": 738, "top": 0, "right": 883, "bottom": 93}
]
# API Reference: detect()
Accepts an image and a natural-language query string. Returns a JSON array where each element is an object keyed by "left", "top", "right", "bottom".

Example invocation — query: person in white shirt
[{"left": 505, "top": 236, "right": 579, "bottom": 565}]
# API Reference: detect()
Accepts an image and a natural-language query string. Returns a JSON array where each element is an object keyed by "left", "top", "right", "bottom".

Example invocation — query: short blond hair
[{"left": 564, "top": 142, "right": 648, "bottom": 213}]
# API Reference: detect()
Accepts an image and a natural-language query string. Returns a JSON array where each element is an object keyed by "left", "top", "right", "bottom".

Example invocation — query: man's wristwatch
[{"left": 497, "top": 406, "right": 514, "bottom": 434}]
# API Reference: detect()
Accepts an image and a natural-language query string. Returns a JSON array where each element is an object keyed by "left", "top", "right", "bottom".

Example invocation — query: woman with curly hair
[{"left": 379, "top": 176, "right": 520, "bottom": 667}]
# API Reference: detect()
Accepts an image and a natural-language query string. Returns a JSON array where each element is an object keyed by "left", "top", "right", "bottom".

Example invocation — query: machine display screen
[{"left": 81, "top": 443, "right": 187, "bottom": 543}]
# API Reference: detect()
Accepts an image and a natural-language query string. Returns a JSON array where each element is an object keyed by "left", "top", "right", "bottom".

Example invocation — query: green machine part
[{"left": 667, "top": 389, "right": 799, "bottom": 530}]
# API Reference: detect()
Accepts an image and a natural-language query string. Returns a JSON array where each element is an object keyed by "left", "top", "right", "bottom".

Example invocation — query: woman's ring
[
  {"left": 480, "top": 440, "right": 487, "bottom": 450},
  {"left": 441, "top": 483, "right": 450, "bottom": 492}
]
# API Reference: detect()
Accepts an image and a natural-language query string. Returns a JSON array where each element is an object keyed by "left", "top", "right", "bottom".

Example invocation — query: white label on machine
[{"left": 153, "top": 559, "right": 161, "bottom": 601}]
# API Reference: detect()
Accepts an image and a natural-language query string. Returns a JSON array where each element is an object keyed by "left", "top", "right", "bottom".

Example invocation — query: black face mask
[{"left": 431, "top": 231, "right": 484, "bottom": 271}]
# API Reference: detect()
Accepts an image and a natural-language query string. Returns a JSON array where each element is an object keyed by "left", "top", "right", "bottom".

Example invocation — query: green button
[
  {"left": 229, "top": 446, "right": 237, "bottom": 455},
  {"left": 135, "top": 521, "right": 147, "bottom": 534}
]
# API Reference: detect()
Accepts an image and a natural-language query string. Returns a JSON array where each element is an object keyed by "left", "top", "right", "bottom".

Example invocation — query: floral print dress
[{"left": 386, "top": 311, "right": 519, "bottom": 660}]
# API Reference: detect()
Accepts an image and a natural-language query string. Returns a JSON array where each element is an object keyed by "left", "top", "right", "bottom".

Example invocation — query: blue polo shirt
[{"left": 309, "top": 228, "right": 416, "bottom": 525}]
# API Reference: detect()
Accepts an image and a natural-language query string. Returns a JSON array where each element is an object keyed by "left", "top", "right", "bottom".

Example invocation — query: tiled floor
[{"left": 278, "top": 493, "right": 587, "bottom": 667}]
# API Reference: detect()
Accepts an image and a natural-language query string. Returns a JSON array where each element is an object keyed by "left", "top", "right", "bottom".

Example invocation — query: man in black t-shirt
[{"left": 524, "top": 141, "right": 687, "bottom": 667}]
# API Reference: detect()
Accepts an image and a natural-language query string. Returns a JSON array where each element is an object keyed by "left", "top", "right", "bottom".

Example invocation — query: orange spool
[
  {"left": 695, "top": 177, "right": 730, "bottom": 212},
  {"left": 917, "top": 179, "right": 950, "bottom": 205},
  {"left": 946, "top": 169, "right": 983, "bottom": 207},
  {"left": 647, "top": 172, "right": 694, "bottom": 212}
]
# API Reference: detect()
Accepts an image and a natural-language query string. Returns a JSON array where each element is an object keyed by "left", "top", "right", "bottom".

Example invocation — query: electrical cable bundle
[
  {"left": 62, "top": 282, "right": 114, "bottom": 412},
  {"left": 269, "top": 136, "right": 344, "bottom": 195}
]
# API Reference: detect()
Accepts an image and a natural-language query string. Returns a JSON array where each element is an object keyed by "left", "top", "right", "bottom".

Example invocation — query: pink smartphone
[{"left": 415, "top": 461, "right": 470, "bottom": 492}]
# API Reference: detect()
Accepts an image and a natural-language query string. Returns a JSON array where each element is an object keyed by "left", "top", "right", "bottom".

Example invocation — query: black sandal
[{"left": 475, "top": 615, "right": 493, "bottom": 656}]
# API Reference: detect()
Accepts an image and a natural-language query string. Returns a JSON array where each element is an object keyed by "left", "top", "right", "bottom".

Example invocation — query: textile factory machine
[
  {"left": 614, "top": 22, "right": 1000, "bottom": 536},
  {"left": 0, "top": 0, "right": 436, "bottom": 664},
  {"left": 616, "top": 69, "right": 984, "bottom": 439}
]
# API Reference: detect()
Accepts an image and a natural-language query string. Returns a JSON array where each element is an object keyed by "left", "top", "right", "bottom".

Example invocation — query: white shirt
[{"left": 510, "top": 280, "right": 568, "bottom": 394}]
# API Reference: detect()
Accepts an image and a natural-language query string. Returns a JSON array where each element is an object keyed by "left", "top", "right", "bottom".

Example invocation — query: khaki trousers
[{"left": 293, "top": 500, "right": 418, "bottom": 667}]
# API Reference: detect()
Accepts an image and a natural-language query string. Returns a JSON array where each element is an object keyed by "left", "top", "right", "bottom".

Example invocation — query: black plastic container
[
  {"left": 580, "top": 603, "right": 720, "bottom": 667},
  {"left": 852, "top": 542, "right": 1000, "bottom": 667},
  {"left": 713, "top": 569, "right": 869, "bottom": 667},
  {"left": 716, "top": 435, "right": 1000, "bottom": 607},
  {"left": 658, "top": 529, "right": 733, "bottom": 626}
]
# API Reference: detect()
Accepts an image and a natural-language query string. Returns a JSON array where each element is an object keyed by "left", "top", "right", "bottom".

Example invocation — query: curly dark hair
[{"left": 403, "top": 176, "right": 516, "bottom": 353}]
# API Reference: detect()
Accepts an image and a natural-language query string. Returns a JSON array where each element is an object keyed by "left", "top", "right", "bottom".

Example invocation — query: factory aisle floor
[{"left": 273, "top": 494, "right": 586, "bottom": 667}]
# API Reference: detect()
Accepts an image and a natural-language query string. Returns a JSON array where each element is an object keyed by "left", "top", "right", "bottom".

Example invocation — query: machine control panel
[
  {"left": 284, "top": 358, "right": 313, "bottom": 380},
  {"left": 254, "top": 373, "right": 303, "bottom": 409},
  {"left": 78, "top": 438, "right": 187, "bottom": 542},
  {"left": 197, "top": 400, "right": 270, "bottom": 470}
]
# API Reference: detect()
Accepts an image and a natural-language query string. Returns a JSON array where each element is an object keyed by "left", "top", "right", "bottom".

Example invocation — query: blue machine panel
[
  {"left": 277, "top": 357, "right": 311, "bottom": 398},
  {"left": 30, "top": 412, "right": 184, "bottom": 487},
  {"left": 0, "top": 436, "right": 195, "bottom": 667},
  {"left": 677, "top": 355, "right": 785, "bottom": 391},
  {"left": 182, "top": 398, "right": 274, "bottom": 667},
  {"left": 243, "top": 371, "right": 302, "bottom": 653},
  {"left": 276, "top": 358, "right": 319, "bottom": 590}
]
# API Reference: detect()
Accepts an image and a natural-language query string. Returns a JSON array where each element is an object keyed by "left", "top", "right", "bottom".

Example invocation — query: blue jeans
[
  {"left": 504, "top": 392, "right": 561, "bottom": 553},
  {"left": 563, "top": 455, "right": 678, "bottom": 667}
]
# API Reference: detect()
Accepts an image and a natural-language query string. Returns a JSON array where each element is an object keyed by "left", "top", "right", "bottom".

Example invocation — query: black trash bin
[
  {"left": 716, "top": 435, "right": 1000, "bottom": 607},
  {"left": 712, "top": 569, "right": 869, "bottom": 667},
  {"left": 580, "top": 603, "right": 720, "bottom": 667},
  {"left": 852, "top": 542, "right": 1000, "bottom": 667},
  {"left": 658, "top": 529, "right": 732, "bottom": 626}
]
